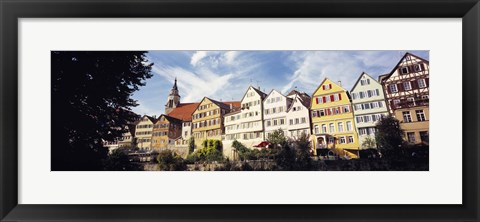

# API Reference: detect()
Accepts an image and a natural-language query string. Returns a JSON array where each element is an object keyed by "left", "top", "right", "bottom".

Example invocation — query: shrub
[
  {"left": 156, "top": 149, "right": 187, "bottom": 171},
  {"left": 186, "top": 139, "right": 224, "bottom": 163}
]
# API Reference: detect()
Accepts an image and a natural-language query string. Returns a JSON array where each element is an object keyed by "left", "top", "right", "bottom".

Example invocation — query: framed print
[{"left": 1, "top": 0, "right": 479, "bottom": 221}]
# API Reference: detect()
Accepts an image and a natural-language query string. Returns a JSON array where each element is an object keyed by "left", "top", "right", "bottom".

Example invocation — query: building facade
[
  {"left": 350, "top": 72, "right": 389, "bottom": 149},
  {"left": 151, "top": 114, "right": 182, "bottom": 151},
  {"left": 286, "top": 90, "right": 312, "bottom": 140},
  {"left": 118, "top": 124, "right": 137, "bottom": 148},
  {"left": 310, "top": 79, "right": 360, "bottom": 158},
  {"left": 135, "top": 115, "right": 156, "bottom": 150},
  {"left": 263, "top": 89, "right": 292, "bottom": 138},
  {"left": 191, "top": 97, "right": 238, "bottom": 148},
  {"left": 223, "top": 86, "right": 267, "bottom": 158},
  {"left": 381, "top": 53, "right": 429, "bottom": 145}
]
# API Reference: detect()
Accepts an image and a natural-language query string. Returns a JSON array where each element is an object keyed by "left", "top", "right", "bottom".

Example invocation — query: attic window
[
  {"left": 414, "top": 64, "right": 423, "bottom": 72},
  {"left": 400, "top": 67, "right": 409, "bottom": 74},
  {"left": 322, "top": 84, "right": 332, "bottom": 90}
]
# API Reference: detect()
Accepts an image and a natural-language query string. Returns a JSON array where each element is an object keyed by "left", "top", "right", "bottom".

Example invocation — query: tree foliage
[
  {"left": 362, "top": 136, "right": 377, "bottom": 149},
  {"left": 188, "top": 137, "right": 195, "bottom": 154},
  {"left": 156, "top": 150, "right": 187, "bottom": 171},
  {"left": 51, "top": 51, "right": 153, "bottom": 170},
  {"left": 186, "top": 139, "right": 224, "bottom": 163},
  {"left": 103, "top": 148, "right": 141, "bottom": 171},
  {"left": 375, "top": 116, "right": 405, "bottom": 157}
]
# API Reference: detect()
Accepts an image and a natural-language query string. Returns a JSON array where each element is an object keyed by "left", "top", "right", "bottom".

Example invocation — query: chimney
[
  {"left": 338, "top": 81, "right": 342, "bottom": 87},
  {"left": 229, "top": 104, "right": 233, "bottom": 110}
]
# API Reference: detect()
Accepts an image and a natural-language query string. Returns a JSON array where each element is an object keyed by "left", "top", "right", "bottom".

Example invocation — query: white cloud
[
  {"left": 281, "top": 51, "right": 402, "bottom": 94},
  {"left": 190, "top": 51, "right": 208, "bottom": 66}
]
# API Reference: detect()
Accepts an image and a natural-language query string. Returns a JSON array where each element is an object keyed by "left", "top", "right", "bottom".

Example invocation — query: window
[
  {"left": 339, "top": 137, "right": 346, "bottom": 144},
  {"left": 280, "top": 119, "right": 285, "bottom": 125},
  {"left": 301, "top": 117, "right": 306, "bottom": 123},
  {"left": 320, "top": 109, "right": 325, "bottom": 116},
  {"left": 323, "top": 84, "right": 331, "bottom": 90},
  {"left": 389, "top": 84, "right": 398, "bottom": 93},
  {"left": 347, "top": 136, "right": 354, "bottom": 143},
  {"left": 393, "top": 99, "right": 401, "bottom": 105},
  {"left": 322, "top": 124, "right": 327, "bottom": 133},
  {"left": 338, "top": 122, "right": 344, "bottom": 132},
  {"left": 364, "top": 115, "right": 371, "bottom": 122},
  {"left": 403, "top": 111, "right": 412, "bottom": 123},
  {"left": 314, "top": 125, "right": 319, "bottom": 134},
  {"left": 414, "top": 64, "right": 423, "bottom": 72},
  {"left": 356, "top": 116, "right": 363, "bottom": 123},
  {"left": 403, "top": 82, "right": 412, "bottom": 90},
  {"left": 273, "top": 120, "right": 278, "bottom": 126},
  {"left": 343, "top": 106, "right": 350, "bottom": 113},
  {"left": 359, "top": 92, "right": 365, "bottom": 98},
  {"left": 416, "top": 110, "right": 426, "bottom": 121},
  {"left": 418, "top": 79, "right": 427, "bottom": 88},
  {"left": 363, "top": 103, "right": 371, "bottom": 109},
  {"left": 420, "top": 131, "right": 429, "bottom": 143},
  {"left": 328, "top": 137, "right": 335, "bottom": 144},
  {"left": 295, "top": 118, "right": 299, "bottom": 124},
  {"left": 266, "top": 120, "right": 271, "bottom": 127},
  {"left": 289, "top": 119, "right": 293, "bottom": 125},
  {"left": 400, "top": 67, "right": 409, "bottom": 74},
  {"left": 407, "top": 132, "right": 416, "bottom": 143},
  {"left": 360, "top": 79, "right": 370, "bottom": 85},
  {"left": 346, "top": 121, "right": 352, "bottom": 131},
  {"left": 329, "top": 123, "right": 335, "bottom": 133},
  {"left": 352, "top": 93, "right": 357, "bottom": 99}
]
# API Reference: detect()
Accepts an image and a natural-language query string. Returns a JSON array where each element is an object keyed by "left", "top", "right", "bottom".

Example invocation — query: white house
[
  {"left": 263, "top": 89, "right": 292, "bottom": 138},
  {"left": 350, "top": 72, "right": 389, "bottom": 149},
  {"left": 223, "top": 86, "right": 267, "bottom": 159},
  {"left": 286, "top": 90, "right": 312, "bottom": 139}
]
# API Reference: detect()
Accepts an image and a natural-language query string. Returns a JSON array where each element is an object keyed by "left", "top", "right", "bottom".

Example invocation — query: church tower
[{"left": 165, "top": 78, "right": 181, "bottom": 114}]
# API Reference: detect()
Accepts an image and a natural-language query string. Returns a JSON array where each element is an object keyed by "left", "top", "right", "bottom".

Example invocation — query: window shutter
[
  {"left": 329, "top": 84, "right": 332, "bottom": 89},
  {"left": 322, "top": 97, "right": 326, "bottom": 103},
  {"left": 426, "top": 78, "right": 429, "bottom": 87},
  {"left": 387, "top": 85, "right": 391, "bottom": 93},
  {"left": 411, "top": 80, "right": 418, "bottom": 89},
  {"left": 338, "top": 93, "right": 342, "bottom": 100},
  {"left": 316, "top": 97, "right": 319, "bottom": 104},
  {"left": 322, "top": 85, "right": 325, "bottom": 90},
  {"left": 398, "top": 83, "right": 404, "bottom": 92},
  {"left": 330, "top": 95, "right": 334, "bottom": 101},
  {"left": 421, "top": 63, "right": 426, "bottom": 71}
]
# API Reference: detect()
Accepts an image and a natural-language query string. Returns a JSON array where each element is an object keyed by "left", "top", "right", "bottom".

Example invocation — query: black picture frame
[{"left": 1, "top": 0, "right": 478, "bottom": 221}]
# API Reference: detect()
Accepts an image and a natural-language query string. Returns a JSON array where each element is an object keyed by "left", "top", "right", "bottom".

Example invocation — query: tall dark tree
[
  {"left": 51, "top": 51, "right": 153, "bottom": 170},
  {"left": 375, "top": 116, "right": 405, "bottom": 156}
]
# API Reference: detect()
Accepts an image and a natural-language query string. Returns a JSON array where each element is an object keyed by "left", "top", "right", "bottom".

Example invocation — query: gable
[
  {"left": 351, "top": 72, "right": 382, "bottom": 93},
  {"left": 312, "top": 78, "right": 346, "bottom": 97},
  {"left": 384, "top": 52, "right": 429, "bottom": 82},
  {"left": 240, "top": 86, "right": 265, "bottom": 103}
]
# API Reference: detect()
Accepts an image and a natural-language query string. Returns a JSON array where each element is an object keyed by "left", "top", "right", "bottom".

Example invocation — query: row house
[
  {"left": 380, "top": 53, "right": 429, "bottom": 145},
  {"left": 118, "top": 124, "right": 137, "bottom": 148},
  {"left": 223, "top": 86, "right": 267, "bottom": 159},
  {"left": 286, "top": 90, "right": 312, "bottom": 139},
  {"left": 191, "top": 97, "right": 240, "bottom": 148},
  {"left": 350, "top": 72, "right": 389, "bottom": 149},
  {"left": 310, "top": 78, "right": 360, "bottom": 158},
  {"left": 263, "top": 89, "right": 292, "bottom": 138},
  {"left": 169, "top": 103, "right": 199, "bottom": 147},
  {"left": 151, "top": 114, "right": 182, "bottom": 151},
  {"left": 135, "top": 115, "right": 156, "bottom": 150}
]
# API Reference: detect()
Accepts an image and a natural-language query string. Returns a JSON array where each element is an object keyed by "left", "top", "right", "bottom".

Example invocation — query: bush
[
  {"left": 103, "top": 148, "right": 140, "bottom": 171},
  {"left": 156, "top": 149, "right": 187, "bottom": 171},
  {"left": 186, "top": 139, "right": 224, "bottom": 163}
]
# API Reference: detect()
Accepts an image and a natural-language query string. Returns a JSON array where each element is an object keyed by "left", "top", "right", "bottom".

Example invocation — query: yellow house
[
  {"left": 310, "top": 78, "right": 360, "bottom": 158},
  {"left": 151, "top": 114, "right": 182, "bottom": 151},
  {"left": 191, "top": 97, "right": 239, "bottom": 149}
]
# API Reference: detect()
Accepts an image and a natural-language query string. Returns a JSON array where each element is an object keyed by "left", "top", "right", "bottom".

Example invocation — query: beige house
[{"left": 135, "top": 115, "right": 156, "bottom": 150}]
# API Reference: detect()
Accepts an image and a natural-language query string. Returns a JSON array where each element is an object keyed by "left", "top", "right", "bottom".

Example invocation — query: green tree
[
  {"left": 103, "top": 148, "right": 140, "bottom": 171},
  {"left": 188, "top": 137, "right": 195, "bottom": 154},
  {"left": 157, "top": 150, "right": 187, "bottom": 171},
  {"left": 267, "top": 129, "right": 287, "bottom": 147},
  {"left": 292, "top": 133, "right": 312, "bottom": 170},
  {"left": 187, "top": 139, "right": 224, "bottom": 163},
  {"left": 51, "top": 51, "right": 153, "bottom": 170},
  {"left": 375, "top": 116, "right": 405, "bottom": 157},
  {"left": 362, "top": 136, "right": 377, "bottom": 149}
]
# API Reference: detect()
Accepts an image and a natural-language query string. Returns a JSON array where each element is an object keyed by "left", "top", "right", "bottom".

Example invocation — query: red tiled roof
[
  {"left": 168, "top": 103, "right": 199, "bottom": 122},
  {"left": 223, "top": 101, "right": 241, "bottom": 108}
]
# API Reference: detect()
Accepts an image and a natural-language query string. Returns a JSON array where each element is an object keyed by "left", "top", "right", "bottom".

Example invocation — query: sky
[{"left": 131, "top": 50, "right": 429, "bottom": 116}]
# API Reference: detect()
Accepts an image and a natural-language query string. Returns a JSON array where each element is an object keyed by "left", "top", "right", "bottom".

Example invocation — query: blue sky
[{"left": 131, "top": 50, "right": 429, "bottom": 116}]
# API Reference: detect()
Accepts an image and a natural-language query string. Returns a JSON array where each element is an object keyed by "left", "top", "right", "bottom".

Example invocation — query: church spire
[{"left": 165, "top": 77, "right": 180, "bottom": 114}]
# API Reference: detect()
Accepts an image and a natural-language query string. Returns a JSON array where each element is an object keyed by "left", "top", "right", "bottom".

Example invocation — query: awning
[{"left": 253, "top": 141, "right": 270, "bottom": 148}]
